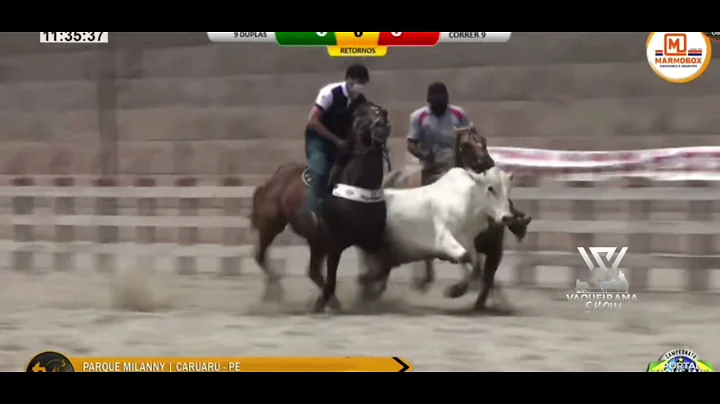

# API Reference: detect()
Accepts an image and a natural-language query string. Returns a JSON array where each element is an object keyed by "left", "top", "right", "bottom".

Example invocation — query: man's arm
[
  {"left": 307, "top": 88, "right": 342, "bottom": 146},
  {"left": 406, "top": 110, "right": 429, "bottom": 161}
]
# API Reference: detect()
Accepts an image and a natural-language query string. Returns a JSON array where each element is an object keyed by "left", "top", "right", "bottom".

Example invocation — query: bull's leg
[
  {"left": 361, "top": 263, "right": 392, "bottom": 302},
  {"left": 436, "top": 226, "right": 472, "bottom": 263},
  {"left": 436, "top": 228, "right": 475, "bottom": 299},
  {"left": 358, "top": 250, "right": 391, "bottom": 302},
  {"left": 411, "top": 259, "right": 435, "bottom": 293},
  {"left": 445, "top": 260, "right": 477, "bottom": 299}
]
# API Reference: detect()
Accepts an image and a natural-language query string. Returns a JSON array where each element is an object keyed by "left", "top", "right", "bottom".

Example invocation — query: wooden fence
[{"left": 1, "top": 176, "right": 719, "bottom": 292}]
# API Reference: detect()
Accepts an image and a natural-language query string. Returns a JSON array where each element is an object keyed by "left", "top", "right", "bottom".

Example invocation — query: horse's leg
[
  {"left": 313, "top": 246, "right": 346, "bottom": 314},
  {"left": 411, "top": 259, "right": 435, "bottom": 294},
  {"left": 474, "top": 245, "right": 502, "bottom": 311},
  {"left": 362, "top": 262, "right": 393, "bottom": 302},
  {"left": 307, "top": 241, "right": 326, "bottom": 291},
  {"left": 255, "top": 221, "right": 287, "bottom": 302},
  {"left": 307, "top": 241, "right": 341, "bottom": 310},
  {"left": 473, "top": 231, "right": 513, "bottom": 312},
  {"left": 469, "top": 230, "right": 493, "bottom": 291}
]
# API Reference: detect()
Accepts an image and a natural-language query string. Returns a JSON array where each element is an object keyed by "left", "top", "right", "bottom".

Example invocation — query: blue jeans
[{"left": 306, "top": 132, "right": 337, "bottom": 214}]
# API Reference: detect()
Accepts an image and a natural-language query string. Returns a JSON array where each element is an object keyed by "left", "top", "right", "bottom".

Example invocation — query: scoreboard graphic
[{"left": 207, "top": 32, "right": 512, "bottom": 57}]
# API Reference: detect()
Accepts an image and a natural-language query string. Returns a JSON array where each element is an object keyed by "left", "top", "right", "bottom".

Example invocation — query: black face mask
[{"left": 429, "top": 102, "right": 448, "bottom": 116}]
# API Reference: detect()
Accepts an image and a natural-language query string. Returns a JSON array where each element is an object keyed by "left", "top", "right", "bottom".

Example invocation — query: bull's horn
[{"left": 453, "top": 125, "right": 473, "bottom": 133}]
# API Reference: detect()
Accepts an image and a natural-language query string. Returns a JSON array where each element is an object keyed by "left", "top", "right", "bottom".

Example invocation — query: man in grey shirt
[
  {"left": 406, "top": 82, "right": 529, "bottom": 225},
  {"left": 406, "top": 82, "right": 483, "bottom": 185}
]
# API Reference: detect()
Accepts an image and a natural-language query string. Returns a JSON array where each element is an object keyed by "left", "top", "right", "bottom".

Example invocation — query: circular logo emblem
[
  {"left": 647, "top": 348, "right": 714, "bottom": 372},
  {"left": 26, "top": 351, "right": 75, "bottom": 372},
  {"left": 646, "top": 32, "right": 712, "bottom": 84}
]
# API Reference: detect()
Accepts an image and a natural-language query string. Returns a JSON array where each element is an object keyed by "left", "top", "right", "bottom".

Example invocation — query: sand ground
[{"left": 1, "top": 269, "right": 718, "bottom": 372}]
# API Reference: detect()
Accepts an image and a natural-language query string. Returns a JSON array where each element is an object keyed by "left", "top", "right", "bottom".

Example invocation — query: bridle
[
  {"left": 350, "top": 103, "right": 393, "bottom": 172},
  {"left": 454, "top": 125, "right": 491, "bottom": 172}
]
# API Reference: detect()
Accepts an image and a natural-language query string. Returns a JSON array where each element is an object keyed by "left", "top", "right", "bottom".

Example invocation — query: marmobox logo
[{"left": 646, "top": 32, "right": 712, "bottom": 84}]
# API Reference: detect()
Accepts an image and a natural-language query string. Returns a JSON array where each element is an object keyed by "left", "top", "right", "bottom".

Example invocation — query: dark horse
[
  {"left": 380, "top": 127, "right": 531, "bottom": 310},
  {"left": 250, "top": 100, "right": 391, "bottom": 313}
]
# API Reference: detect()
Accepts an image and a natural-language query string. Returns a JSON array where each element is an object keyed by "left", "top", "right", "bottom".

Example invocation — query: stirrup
[{"left": 301, "top": 168, "right": 312, "bottom": 187}]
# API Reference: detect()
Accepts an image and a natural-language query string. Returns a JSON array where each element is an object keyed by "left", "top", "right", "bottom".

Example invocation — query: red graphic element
[
  {"left": 664, "top": 33, "right": 687, "bottom": 56},
  {"left": 378, "top": 32, "right": 440, "bottom": 47}
]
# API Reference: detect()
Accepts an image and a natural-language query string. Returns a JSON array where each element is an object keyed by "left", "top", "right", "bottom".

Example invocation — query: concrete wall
[{"left": 1, "top": 32, "right": 719, "bottom": 177}]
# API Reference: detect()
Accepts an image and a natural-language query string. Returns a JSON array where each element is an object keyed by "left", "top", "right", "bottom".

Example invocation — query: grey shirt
[{"left": 407, "top": 104, "right": 473, "bottom": 168}]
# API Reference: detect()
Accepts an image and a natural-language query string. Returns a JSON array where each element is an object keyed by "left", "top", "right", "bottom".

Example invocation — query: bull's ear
[{"left": 508, "top": 172, "right": 515, "bottom": 181}]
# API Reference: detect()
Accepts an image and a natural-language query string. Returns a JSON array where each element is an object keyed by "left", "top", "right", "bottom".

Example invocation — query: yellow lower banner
[
  {"left": 327, "top": 46, "right": 388, "bottom": 57},
  {"left": 71, "top": 357, "right": 412, "bottom": 372}
]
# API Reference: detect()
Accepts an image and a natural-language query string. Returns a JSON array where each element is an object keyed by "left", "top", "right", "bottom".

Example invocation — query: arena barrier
[{"left": 1, "top": 146, "right": 719, "bottom": 292}]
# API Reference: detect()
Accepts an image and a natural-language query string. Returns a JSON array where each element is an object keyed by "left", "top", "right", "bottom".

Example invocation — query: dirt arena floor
[{"left": 1, "top": 269, "right": 718, "bottom": 372}]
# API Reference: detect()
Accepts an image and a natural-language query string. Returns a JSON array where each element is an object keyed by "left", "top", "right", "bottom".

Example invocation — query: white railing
[{"left": 0, "top": 170, "right": 718, "bottom": 291}]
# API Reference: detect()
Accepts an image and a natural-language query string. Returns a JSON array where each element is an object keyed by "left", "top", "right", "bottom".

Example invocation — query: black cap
[
  {"left": 345, "top": 63, "right": 370, "bottom": 81},
  {"left": 427, "top": 82, "right": 449, "bottom": 97}
]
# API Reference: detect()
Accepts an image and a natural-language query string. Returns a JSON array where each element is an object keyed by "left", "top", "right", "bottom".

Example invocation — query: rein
[
  {"left": 346, "top": 107, "right": 392, "bottom": 172},
  {"left": 346, "top": 137, "right": 392, "bottom": 172}
]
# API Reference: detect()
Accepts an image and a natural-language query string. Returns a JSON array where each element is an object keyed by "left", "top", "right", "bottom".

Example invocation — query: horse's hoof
[
  {"left": 360, "top": 284, "right": 384, "bottom": 302},
  {"left": 473, "top": 300, "right": 488, "bottom": 311},
  {"left": 311, "top": 298, "right": 326, "bottom": 314},
  {"left": 444, "top": 283, "right": 469, "bottom": 299},
  {"left": 357, "top": 273, "right": 372, "bottom": 285},
  {"left": 483, "top": 305, "right": 516, "bottom": 316},
  {"left": 360, "top": 288, "right": 378, "bottom": 302},
  {"left": 411, "top": 279, "right": 432, "bottom": 294},
  {"left": 328, "top": 297, "right": 343, "bottom": 312},
  {"left": 261, "top": 283, "right": 284, "bottom": 302}
]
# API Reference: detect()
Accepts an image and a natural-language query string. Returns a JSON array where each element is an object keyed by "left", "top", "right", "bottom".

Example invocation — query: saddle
[
  {"left": 301, "top": 166, "right": 340, "bottom": 188},
  {"left": 302, "top": 161, "right": 344, "bottom": 188}
]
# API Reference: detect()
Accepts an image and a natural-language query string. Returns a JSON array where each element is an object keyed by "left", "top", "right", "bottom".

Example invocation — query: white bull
[{"left": 359, "top": 165, "right": 515, "bottom": 301}]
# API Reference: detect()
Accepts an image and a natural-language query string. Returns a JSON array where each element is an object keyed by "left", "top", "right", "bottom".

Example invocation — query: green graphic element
[
  {"left": 647, "top": 361, "right": 665, "bottom": 372},
  {"left": 698, "top": 361, "right": 714, "bottom": 372},
  {"left": 646, "top": 352, "right": 714, "bottom": 372},
  {"left": 275, "top": 32, "right": 337, "bottom": 46}
]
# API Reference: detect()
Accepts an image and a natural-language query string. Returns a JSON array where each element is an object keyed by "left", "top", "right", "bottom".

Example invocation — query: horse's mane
[{"left": 353, "top": 99, "right": 381, "bottom": 116}]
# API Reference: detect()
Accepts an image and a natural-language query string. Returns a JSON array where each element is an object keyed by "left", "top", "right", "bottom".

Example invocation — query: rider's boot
[
  {"left": 300, "top": 159, "right": 327, "bottom": 235},
  {"left": 297, "top": 201, "right": 325, "bottom": 236}
]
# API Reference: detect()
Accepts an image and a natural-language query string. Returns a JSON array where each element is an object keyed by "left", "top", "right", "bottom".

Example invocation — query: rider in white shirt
[{"left": 304, "top": 63, "right": 370, "bottom": 230}]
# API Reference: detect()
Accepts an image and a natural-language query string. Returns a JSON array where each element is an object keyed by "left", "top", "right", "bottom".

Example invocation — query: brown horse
[
  {"left": 250, "top": 101, "right": 391, "bottom": 311},
  {"left": 379, "top": 127, "right": 531, "bottom": 310}
]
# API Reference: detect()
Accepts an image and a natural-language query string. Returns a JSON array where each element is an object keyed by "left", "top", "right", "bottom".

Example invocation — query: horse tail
[{"left": 250, "top": 184, "right": 265, "bottom": 230}]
